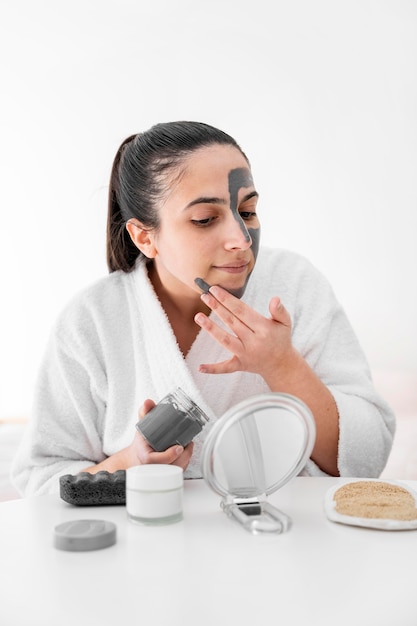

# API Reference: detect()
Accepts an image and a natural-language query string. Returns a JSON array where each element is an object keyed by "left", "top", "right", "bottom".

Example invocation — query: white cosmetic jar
[{"left": 126, "top": 465, "right": 184, "bottom": 525}]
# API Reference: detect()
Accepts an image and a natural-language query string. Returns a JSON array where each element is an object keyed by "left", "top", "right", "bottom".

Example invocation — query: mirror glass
[{"left": 201, "top": 393, "right": 316, "bottom": 499}]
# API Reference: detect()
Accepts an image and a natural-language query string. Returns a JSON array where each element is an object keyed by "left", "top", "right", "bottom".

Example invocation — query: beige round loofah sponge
[{"left": 333, "top": 480, "right": 417, "bottom": 521}]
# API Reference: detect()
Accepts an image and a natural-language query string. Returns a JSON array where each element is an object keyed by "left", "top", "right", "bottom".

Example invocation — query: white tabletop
[{"left": 1, "top": 476, "right": 416, "bottom": 626}]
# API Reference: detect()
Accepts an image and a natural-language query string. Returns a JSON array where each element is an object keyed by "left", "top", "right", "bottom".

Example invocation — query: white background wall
[{"left": 1, "top": 0, "right": 416, "bottom": 420}]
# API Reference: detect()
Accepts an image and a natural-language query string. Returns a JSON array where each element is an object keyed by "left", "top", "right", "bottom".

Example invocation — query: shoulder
[
  {"left": 247, "top": 247, "right": 338, "bottom": 314},
  {"left": 257, "top": 245, "right": 317, "bottom": 268},
  {"left": 254, "top": 246, "right": 329, "bottom": 288},
  {"left": 53, "top": 269, "right": 135, "bottom": 344},
  {"left": 63, "top": 270, "right": 129, "bottom": 313}
]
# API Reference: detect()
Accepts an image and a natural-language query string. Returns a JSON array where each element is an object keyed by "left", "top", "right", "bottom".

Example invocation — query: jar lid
[
  {"left": 126, "top": 464, "right": 183, "bottom": 491},
  {"left": 53, "top": 519, "right": 117, "bottom": 552}
]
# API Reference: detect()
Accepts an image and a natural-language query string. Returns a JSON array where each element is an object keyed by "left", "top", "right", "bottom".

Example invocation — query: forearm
[
  {"left": 264, "top": 349, "right": 340, "bottom": 476},
  {"left": 81, "top": 431, "right": 192, "bottom": 475},
  {"left": 82, "top": 446, "right": 135, "bottom": 474}
]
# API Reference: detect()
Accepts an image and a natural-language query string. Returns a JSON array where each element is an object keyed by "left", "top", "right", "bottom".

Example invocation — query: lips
[{"left": 212, "top": 262, "right": 250, "bottom": 274}]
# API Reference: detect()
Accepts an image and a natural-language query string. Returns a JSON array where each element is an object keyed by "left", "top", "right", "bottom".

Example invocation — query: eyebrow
[
  {"left": 241, "top": 191, "right": 259, "bottom": 203},
  {"left": 184, "top": 196, "right": 227, "bottom": 210},
  {"left": 184, "top": 190, "right": 259, "bottom": 211}
]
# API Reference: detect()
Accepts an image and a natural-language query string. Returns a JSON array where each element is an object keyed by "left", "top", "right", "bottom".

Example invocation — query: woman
[{"left": 11, "top": 121, "right": 395, "bottom": 495}]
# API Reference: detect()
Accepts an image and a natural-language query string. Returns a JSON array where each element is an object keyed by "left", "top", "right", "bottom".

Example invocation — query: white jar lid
[{"left": 126, "top": 465, "right": 183, "bottom": 491}]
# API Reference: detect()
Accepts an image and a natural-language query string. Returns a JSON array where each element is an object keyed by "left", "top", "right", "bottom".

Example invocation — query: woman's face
[{"left": 149, "top": 144, "right": 260, "bottom": 300}]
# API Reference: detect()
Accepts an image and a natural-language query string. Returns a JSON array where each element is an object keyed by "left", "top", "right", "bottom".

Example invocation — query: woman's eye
[
  {"left": 191, "top": 217, "right": 216, "bottom": 226},
  {"left": 239, "top": 211, "right": 257, "bottom": 220}
]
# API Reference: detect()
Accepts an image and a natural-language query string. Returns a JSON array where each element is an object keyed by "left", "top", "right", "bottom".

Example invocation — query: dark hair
[{"left": 106, "top": 121, "right": 249, "bottom": 272}]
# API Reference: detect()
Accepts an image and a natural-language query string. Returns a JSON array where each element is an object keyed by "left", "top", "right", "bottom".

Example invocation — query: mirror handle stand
[{"left": 222, "top": 498, "right": 292, "bottom": 534}]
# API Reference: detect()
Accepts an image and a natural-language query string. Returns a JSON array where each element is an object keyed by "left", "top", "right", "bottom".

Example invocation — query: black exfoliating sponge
[{"left": 59, "top": 470, "right": 126, "bottom": 506}]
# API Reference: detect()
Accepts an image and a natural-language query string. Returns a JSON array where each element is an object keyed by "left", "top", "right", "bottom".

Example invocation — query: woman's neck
[{"left": 147, "top": 263, "right": 210, "bottom": 356}]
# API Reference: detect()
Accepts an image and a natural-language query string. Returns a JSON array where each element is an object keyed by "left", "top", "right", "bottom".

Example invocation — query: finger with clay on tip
[{"left": 194, "top": 277, "right": 212, "bottom": 294}]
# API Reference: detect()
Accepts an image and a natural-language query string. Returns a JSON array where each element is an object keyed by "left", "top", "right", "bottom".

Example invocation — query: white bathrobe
[{"left": 11, "top": 247, "right": 395, "bottom": 495}]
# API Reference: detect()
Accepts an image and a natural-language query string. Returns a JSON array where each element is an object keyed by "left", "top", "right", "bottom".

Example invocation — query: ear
[{"left": 126, "top": 219, "right": 157, "bottom": 259}]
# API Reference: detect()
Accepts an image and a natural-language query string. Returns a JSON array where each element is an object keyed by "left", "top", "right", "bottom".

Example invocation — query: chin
[
  {"left": 229, "top": 288, "right": 245, "bottom": 299},
  {"left": 223, "top": 271, "right": 253, "bottom": 299},
  {"left": 224, "top": 284, "right": 246, "bottom": 299}
]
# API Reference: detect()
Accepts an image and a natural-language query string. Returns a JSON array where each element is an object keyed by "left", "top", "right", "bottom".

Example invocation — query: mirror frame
[{"left": 201, "top": 392, "right": 316, "bottom": 499}]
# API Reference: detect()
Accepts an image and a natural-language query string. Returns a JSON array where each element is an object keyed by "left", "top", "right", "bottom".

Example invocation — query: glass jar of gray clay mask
[{"left": 135, "top": 388, "right": 209, "bottom": 452}]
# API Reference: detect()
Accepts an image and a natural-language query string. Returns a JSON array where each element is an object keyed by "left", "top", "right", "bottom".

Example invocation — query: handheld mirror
[{"left": 201, "top": 393, "right": 316, "bottom": 534}]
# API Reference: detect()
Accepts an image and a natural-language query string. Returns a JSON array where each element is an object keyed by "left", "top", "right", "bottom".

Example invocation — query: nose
[{"left": 224, "top": 214, "right": 252, "bottom": 249}]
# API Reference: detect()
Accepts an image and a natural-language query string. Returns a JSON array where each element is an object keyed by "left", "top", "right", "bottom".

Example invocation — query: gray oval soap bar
[{"left": 53, "top": 519, "right": 117, "bottom": 551}]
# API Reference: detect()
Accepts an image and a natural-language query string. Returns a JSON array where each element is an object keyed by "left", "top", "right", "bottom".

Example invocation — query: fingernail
[
  {"left": 195, "top": 312, "right": 205, "bottom": 324},
  {"left": 175, "top": 445, "right": 184, "bottom": 456}
]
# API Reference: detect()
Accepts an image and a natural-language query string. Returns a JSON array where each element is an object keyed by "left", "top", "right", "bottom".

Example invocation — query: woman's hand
[
  {"left": 194, "top": 285, "right": 298, "bottom": 384},
  {"left": 128, "top": 399, "right": 194, "bottom": 471},
  {"left": 82, "top": 398, "right": 194, "bottom": 474},
  {"left": 194, "top": 284, "right": 340, "bottom": 477}
]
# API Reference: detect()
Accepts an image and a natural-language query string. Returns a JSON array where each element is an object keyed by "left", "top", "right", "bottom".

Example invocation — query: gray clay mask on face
[
  {"left": 228, "top": 168, "right": 254, "bottom": 243},
  {"left": 226, "top": 167, "right": 260, "bottom": 298}
]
